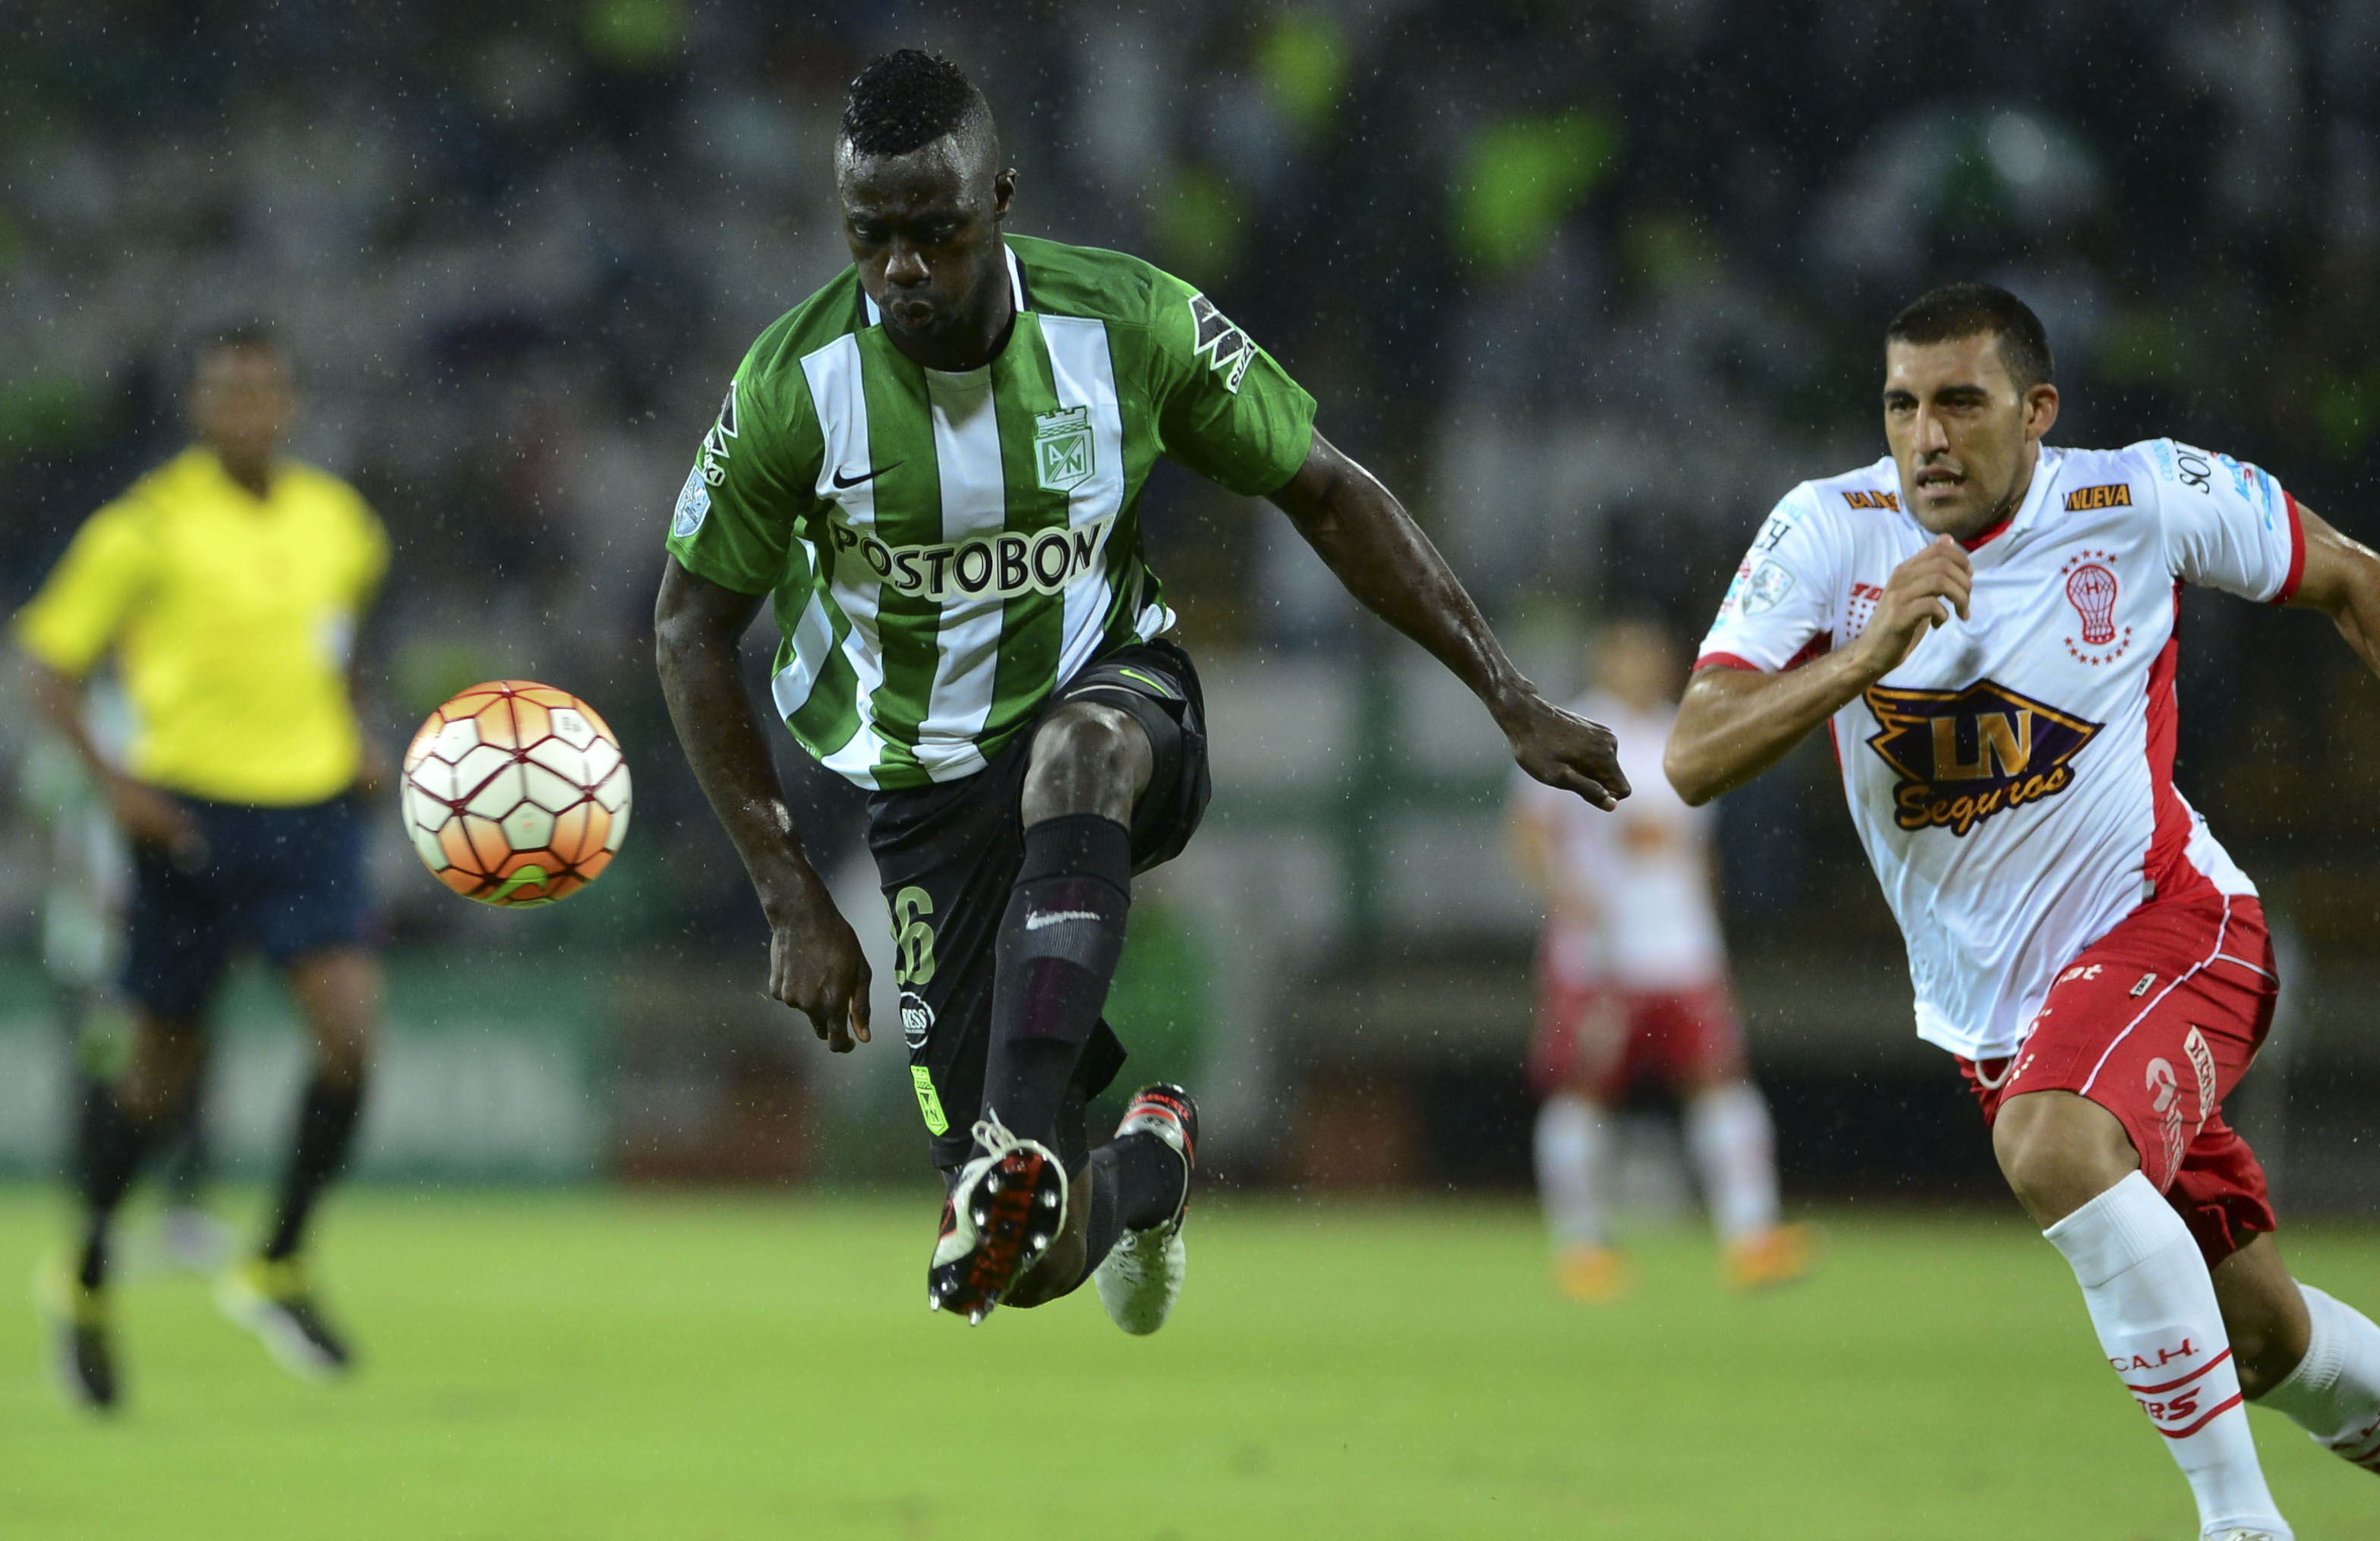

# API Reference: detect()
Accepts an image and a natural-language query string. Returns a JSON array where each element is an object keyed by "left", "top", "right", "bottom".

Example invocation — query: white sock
[
  {"left": 1534, "top": 1093, "right": 1610, "bottom": 1248},
  {"left": 2255, "top": 1283, "right": 2380, "bottom": 1474},
  {"left": 2044, "top": 1171, "right": 2288, "bottom": 1539},
  {"left": 1684, "top": 1082, "right": 1779, "bottom": 1243}
]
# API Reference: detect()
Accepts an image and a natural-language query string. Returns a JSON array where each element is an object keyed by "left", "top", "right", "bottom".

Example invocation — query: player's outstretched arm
[
  {"left": 2285, "top": 503, "right": 2380, "bottom": 677},
  {"left": 654, "top": 557, "right": 872, "bottom": 1052},
  {"left": 1267, "top": 430, "right": 1629, "bottom": 809},
  {"left": 16, "top": 651, "right": 202, "bottom": 856},
  {"left": 1666, "top": 535, "right": 1972, "bottom": 805}
]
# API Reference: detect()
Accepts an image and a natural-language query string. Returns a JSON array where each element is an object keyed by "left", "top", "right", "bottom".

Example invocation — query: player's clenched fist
[
  {"left": 1505, "top": 693, "right": 1631, "bottom": 811},
  {"left": 765, "top": 880, "right": 873, "bottom": 1052},
  {"left": 1855, "top": 534, "right": 1973, "bottom": 677}
]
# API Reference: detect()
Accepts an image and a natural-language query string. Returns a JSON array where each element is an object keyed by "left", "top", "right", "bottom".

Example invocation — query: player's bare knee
[
  {"left": 1022, "top": 704, "right": 1146, "bottom": 825},
  {"left": 1993, "top": 1092, "right": 2137, "bottom": 1224}
]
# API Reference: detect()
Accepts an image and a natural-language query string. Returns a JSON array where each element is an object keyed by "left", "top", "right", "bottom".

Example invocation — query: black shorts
[
  {"left": 124, "top": 793, "right": 374, "bottom": 1024},
  {"left": 865, "top": 638, "right": 1211, "bottom": 1174}
]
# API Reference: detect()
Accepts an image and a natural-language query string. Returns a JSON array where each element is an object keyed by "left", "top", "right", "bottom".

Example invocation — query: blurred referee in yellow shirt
[{"left": 15, "top": 326, "right": 388, "bottom": 1411}]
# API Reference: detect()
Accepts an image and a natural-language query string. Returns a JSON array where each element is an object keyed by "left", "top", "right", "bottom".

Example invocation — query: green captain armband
[{"left": 910, "top": 1065, "right": 950, "bottom": 1136}]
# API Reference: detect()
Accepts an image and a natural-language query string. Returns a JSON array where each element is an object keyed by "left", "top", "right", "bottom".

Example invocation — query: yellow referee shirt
[{"left": 14, "top": 446, "right": 388, "bottom": 807}]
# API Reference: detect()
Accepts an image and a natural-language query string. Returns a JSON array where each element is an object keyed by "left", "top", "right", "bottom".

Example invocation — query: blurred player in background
[
  {"left": 19, "top": 682, "right": 231, "bottom": 1273},
  {"left": 657, "top": 50, "right": 1626, "bottom": 1334},
  {"left": 1511, "top": 616, "right": 1810, "bottom": 1303},
  {"left": 14, "top": 326, "right": 389, "bottom": 1412},
  {"left": 1669, "top": 284, "right": 2380, "bottom": 1540}
]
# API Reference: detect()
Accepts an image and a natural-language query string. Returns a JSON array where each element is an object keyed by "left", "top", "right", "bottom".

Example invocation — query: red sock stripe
[
  {"left": 2154, "top": 1393, "right": 2245, "bottom": 1440},
  {"left": 1128, "top": 1092, "right": 1195, "bottom": 1160},
  {"left": 2125, "top": 1348, "right": 2233, "bottom": 1397},
  {"left": 2332, "top": 1416, "right": 2380, "bottom": 1464}
]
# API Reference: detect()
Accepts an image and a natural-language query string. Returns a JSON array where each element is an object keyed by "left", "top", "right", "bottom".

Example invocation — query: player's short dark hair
[
  {"left": 203, "top": 321, "right": 280, "bottom": 353},
  {"left": 190, "top": 322, "right": 286, "bottom": 380},
  {"left": 1885, "top": 283, "right": 2054, "bottom": 392},
  {"left": 840, "top": 49, "right": 994, "bottom": 159}
]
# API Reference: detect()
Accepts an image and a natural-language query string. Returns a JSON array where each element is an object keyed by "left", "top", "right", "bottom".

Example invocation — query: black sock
[
  {"left": 1106, "top": 1130, "right": 1189, "bottom": 1231},
  {"left": 1077, "top": 1132, "right": 1189, "bottom": 1283},
  {"left": 160, "top": 1057, "right": 210, "bottom": 1209},
  {"left": 262, "top": 1073, "right": 365, "bottom": 1263},
  {"left": 979, "top": 815, "right": 1133, "bottom": 1158},
  {"left": 76, "top": 1086, "right": 154, "bottom": 1290},
  {"left": 1081, "top": 1152, "right": 1126, "bottom": 1281}
]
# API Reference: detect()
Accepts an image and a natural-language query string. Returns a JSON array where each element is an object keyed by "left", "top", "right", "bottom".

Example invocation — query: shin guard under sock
[
  {"left": 2044, "top": 1171, "right": 2287, "bottom": 1537},
  {"left": 979, "top": 815, "right": 1132, "bottom": 1156},
  {"left": 263, "top": 1073, "right": 366, "bottom": 1262}
]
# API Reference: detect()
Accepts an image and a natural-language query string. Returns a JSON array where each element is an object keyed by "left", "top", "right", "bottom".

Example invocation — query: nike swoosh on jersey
[
  {"left": 1023, "top": 909, "right": 1104, "bottom": 931},
  {"left": 831, "top": 462, "right": 901, "bottom": 489}
]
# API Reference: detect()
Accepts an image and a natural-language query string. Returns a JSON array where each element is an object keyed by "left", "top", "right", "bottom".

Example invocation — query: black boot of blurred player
[
  {"left": 41, "top": 1082, "right": 160, "bottom": 1412},
  {"left": 217, "top": 1072, "right": 366, "bottom": 1379}
]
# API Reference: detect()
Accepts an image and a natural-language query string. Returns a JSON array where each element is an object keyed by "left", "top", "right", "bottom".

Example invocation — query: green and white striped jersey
[{"left": 667, "top": 235, "right": 1316, "bottom": 790}]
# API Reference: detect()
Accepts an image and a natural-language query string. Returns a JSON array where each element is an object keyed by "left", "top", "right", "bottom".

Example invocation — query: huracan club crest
[
  {"left": 1035, "top": 405, "right": 1094, "bottom": 493},
  {"left": 1864, "top": 679, "right": 2103, "bottom": 837}
]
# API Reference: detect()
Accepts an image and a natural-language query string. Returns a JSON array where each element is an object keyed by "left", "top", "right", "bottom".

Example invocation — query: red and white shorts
[
  {"left": 1530, "top": 975, "right": 1747, "bottom": 1101},
  {"left": 1960, "top": 890, "right": 2279, "bottom": 1268}
]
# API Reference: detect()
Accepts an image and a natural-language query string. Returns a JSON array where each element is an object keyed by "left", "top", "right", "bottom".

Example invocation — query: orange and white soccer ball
[{"left": 400, "top": 680, "right": 631, "bottom": 906}]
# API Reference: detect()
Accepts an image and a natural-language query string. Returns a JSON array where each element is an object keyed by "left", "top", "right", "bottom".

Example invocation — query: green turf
[{"left": 1, "top": 1186, "right": 2374, "bottom": 1539}]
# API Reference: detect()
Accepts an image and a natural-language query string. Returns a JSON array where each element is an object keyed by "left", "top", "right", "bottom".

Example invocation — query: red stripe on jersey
[
  {"left": 2273, "top": 491, "right": 2307, "bottom": 605},
  {"left": 1784, "top": 633, "right": 1832, "bottom": 670},
  {"left": 1693, "top": 651, "right": 1762, "bottom": 673},
  {"left": 2139, "top": 592, "right": 2213, "bottom": 909},
  {"left": 2125, "top": 1347, "right": 2232, "bottom": 1396},
  {"left": 2153, "top": 1392, "right": 2243, "bottom": 1440}
]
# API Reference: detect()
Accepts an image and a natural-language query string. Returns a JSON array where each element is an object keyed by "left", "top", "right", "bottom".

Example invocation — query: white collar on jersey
[
  {"left": 1968, "top": 443, "right": 2066, "bottom": 557},
  {"left": 860, "top": 244, "right": 1028, "bottom": 330}
]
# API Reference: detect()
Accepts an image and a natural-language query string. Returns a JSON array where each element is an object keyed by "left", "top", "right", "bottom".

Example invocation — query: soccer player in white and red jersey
[
  {"left": 1668, "top": 283, "right": 2380, "bottom": 1540},
  {"left": 1509, "top": 616, "right": 1811, "bottom": 1302}
]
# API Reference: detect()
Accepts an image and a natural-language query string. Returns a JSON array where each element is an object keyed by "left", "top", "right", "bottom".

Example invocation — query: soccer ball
[{"left": 400, "top": 679, "right": 631, "bottom": 907}]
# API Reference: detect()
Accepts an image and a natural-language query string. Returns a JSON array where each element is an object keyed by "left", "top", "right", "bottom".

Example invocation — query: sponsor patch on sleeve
[
  {"left": 1187, "top": 294, "right": 1255, "bottom": 394},
  {"left": 1740, "top": 560, "right": 1795, "bottom": 615},
  {"left": 672, "top": 465, "right": 711, "bottom": 537},
  {"left": 2063, "top": 483, "right": 2134, "bottom": 511}
]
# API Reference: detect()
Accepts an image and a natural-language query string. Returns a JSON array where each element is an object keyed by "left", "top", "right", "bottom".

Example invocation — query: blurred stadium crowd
[{"left": 2, "top": 1, "right": 2378, "bottom": 1187}]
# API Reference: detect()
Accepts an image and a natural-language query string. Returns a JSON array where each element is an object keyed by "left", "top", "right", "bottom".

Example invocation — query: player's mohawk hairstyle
[
  {"left": 840, "top": 49, "right": 992, "bottom": 159},
  {"left": 1887, "top": 283, "right": 2055, "bottom": 391}
]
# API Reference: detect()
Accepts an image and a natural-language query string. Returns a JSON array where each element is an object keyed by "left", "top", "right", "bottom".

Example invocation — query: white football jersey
[
  {"left": 1515, "top": 693, "right": 1727, "bottom": 991},
  {"left": 1695, "top": 440, "right": 2303, "bottom": 1060}
]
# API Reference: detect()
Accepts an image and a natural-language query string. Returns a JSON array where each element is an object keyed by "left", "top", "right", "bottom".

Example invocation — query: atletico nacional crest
[{"left": 1035, "top": 405, "right": 1094, "bottom": 493}]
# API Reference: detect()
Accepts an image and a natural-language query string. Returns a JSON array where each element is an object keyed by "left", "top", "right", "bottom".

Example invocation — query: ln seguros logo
[{"left": 1862, "top": 680, "right": 2102, "bottom": 837}]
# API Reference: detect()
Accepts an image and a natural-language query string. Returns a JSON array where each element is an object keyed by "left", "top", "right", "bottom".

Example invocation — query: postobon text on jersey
[{"left": 827, "top": 512, "right": 1117, "bottom": 603}]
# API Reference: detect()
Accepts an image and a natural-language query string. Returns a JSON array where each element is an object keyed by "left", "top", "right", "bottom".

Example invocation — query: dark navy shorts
[{"left": 123, "top": 793, "right": 374, "bottom": 1023}]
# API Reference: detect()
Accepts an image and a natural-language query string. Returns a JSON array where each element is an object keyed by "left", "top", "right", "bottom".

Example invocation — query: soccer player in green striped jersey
[{"left": 656, "top": 51, "right": 1627, "bottom": 1330}]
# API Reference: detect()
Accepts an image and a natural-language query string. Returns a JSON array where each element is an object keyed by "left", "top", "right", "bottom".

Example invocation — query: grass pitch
[{"left": 1, "top": 1186, "right": 2374, "bottom": 1539}]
